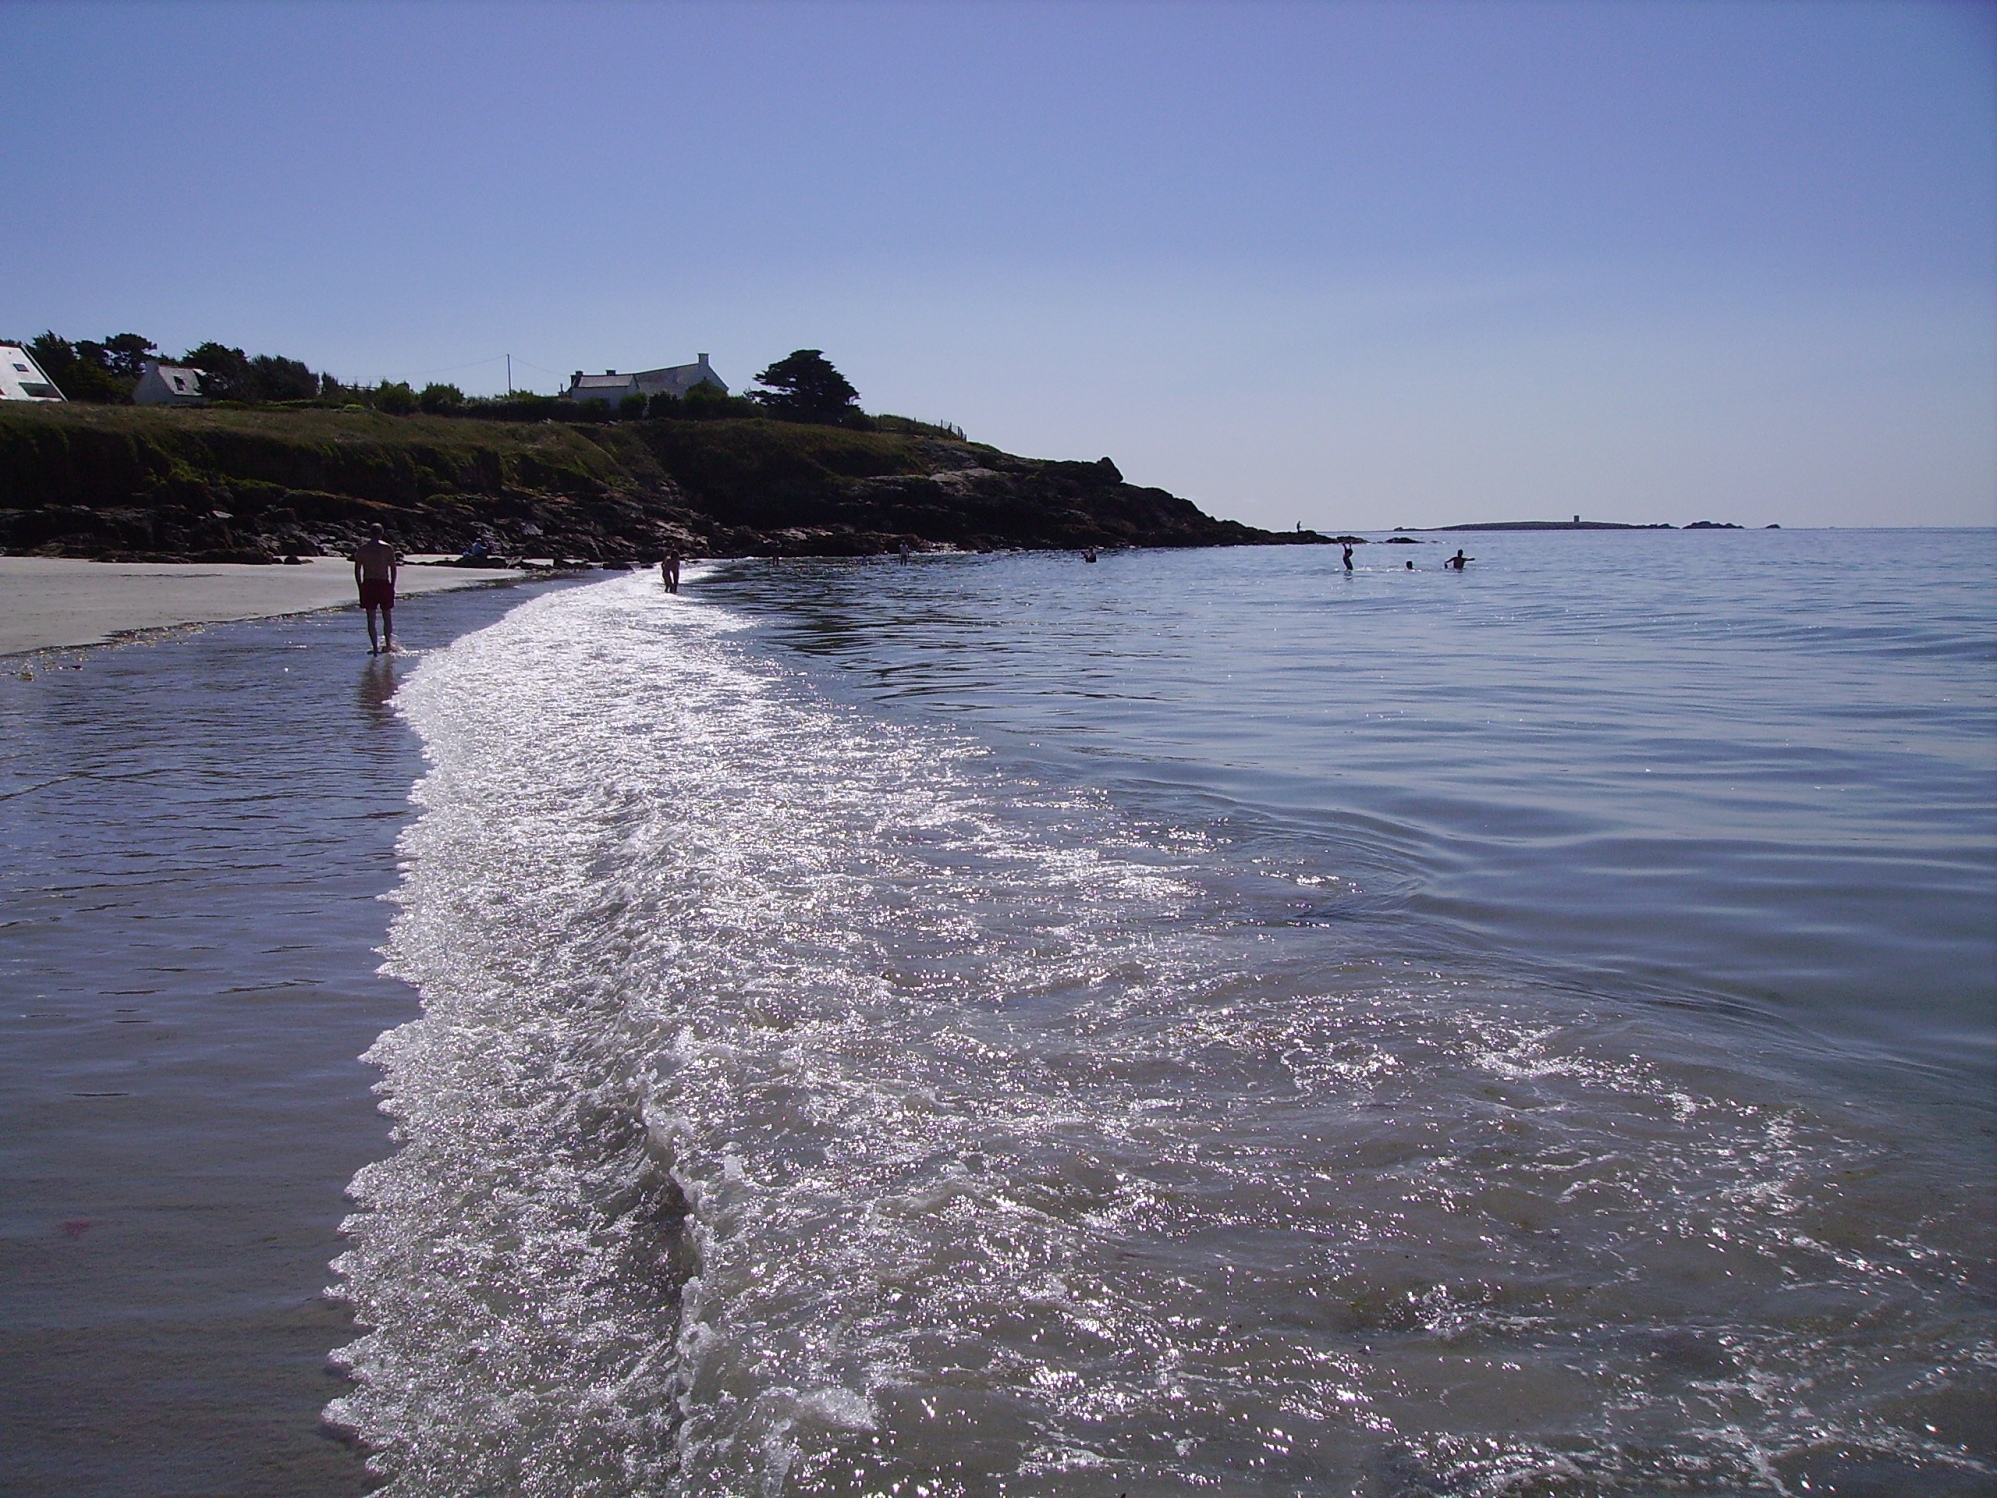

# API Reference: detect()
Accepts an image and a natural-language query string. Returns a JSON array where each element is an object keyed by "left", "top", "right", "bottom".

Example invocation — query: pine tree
[{"left": 750, "top": 349, "right": 859, "bottom": 423}]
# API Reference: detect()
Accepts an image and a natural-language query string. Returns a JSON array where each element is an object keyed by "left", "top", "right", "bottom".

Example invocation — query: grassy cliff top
[{"left": 0, "top": 402, "right": 1311, "bottom": 560}]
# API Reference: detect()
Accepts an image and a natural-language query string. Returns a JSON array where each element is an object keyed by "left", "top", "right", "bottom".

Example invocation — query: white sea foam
[{"left": 329, "top": 573, "right": 1992, "bottom": 1496}]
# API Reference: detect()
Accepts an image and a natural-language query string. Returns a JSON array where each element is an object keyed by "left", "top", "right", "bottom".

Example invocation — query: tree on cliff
[
  {"left": 246, "top": 354, "right": 318, "bottom": 402},
  {"left": 20, "top": 331, "right": 320, "bottom": 404},
  {"left": 750, "top": 349, "right": 860, "bottom": 424},
  {"left": 179, "top": 344, "right": 318, "bottom": 402},
  {"left": 182, "top": 343, "right": 254, "bottom": 399},
  {"left": 25, "top": 332, "right": 155, "bottom": 402}
]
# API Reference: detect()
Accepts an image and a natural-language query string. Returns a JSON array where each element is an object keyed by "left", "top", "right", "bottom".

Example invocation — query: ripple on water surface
[{"left": 331, "top": 555, "right": 1994, "bottom": 1496}]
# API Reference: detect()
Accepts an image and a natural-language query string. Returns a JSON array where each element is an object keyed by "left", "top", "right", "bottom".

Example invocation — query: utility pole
[{"left": 506, "top": 354, "right": 513, "bottom": 396}]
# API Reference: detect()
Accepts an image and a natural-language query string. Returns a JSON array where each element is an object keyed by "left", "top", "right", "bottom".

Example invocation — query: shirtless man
[{"left": 354, "top": 524, "right": 399, "bottom": 654}]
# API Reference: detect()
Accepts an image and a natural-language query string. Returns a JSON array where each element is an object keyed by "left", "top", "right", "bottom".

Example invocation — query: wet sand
[
  {"left": 0, "top": 557, "right": 523, "bottom": 658},
  {"left": 0, "top": 582, "right": 575, "bottom": 1496}
]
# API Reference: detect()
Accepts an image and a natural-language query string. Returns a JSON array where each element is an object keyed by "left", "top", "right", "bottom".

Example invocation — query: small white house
[
  {"left": 0, "top": 344, "right": 64, "bottom": 401},
  {"left": 566, "top": 354, "right": 727, "bottom": 407},
  {"left": 133, "top": 360, "right": 207, "bottom": 406}
]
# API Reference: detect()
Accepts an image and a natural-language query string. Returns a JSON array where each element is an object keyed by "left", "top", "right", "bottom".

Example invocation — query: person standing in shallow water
[
  {"left": 1342, "top": 544, "right": 1355, "bottom": 571},
  {"left": 661, "top": 552, "right": 681, "bottom": 594},
  {"left": 1446, "top": 548, "right": 1473, "bottom": 570},
  {"left": 353, "top": 524, "right": 398, "bottom": 654}
]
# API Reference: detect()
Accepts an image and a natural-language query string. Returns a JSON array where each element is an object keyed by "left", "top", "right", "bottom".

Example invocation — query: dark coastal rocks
[{"left": 0, "top": 403, "right": 1326, "bottom": 561}]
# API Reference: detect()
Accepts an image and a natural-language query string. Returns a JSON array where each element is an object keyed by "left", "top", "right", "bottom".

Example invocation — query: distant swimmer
[
  {"left": 1445, "top": 549, "right": 1473, "bottom": 570},
  {"left": 661, "top": 551, "right": 681, "bottom": 594},
  {"left": 1405, "top": 559, "right": 1414, "bottom": 570},
  {"left": 1342, "top": 544, "right": 1355, "bottom": 572},
  {"left": 353, "top": 523, "right": 398, "bottom": 655},
  {"left": 1083, "top": 547, "right": 1098, "bottom": 563}
]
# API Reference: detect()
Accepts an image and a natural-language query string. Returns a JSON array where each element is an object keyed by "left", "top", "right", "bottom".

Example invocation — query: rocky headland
[{"left": 0, "top": 404, "right": 1323, "bottom": 563}]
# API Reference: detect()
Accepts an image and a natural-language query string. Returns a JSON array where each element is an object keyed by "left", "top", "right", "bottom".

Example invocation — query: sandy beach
[{"left": 0, "top": 556, "right": 525, "bottom": 658}]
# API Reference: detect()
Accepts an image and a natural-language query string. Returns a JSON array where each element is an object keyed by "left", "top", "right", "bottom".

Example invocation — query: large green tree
[
  {"left": 26, "top": 332, "right": 148, "bottom": 402},
  {"left": 182, "top": 342, "right": 253, "bottom": 400},
  {"left": 750, "top": 349, "right": 860, "bottom": 423},
  {"left": 99, "top": 334, "right": 157, "bottom": 380}
]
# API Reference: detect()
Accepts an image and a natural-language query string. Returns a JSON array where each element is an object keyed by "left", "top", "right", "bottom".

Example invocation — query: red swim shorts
[{"left": 359, "top": 578, "right": 395, "bottom": 609}]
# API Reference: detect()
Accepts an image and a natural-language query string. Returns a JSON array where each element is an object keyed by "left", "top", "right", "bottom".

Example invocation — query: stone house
[{"left": 565, "top": 354, "right": 727, "bottom": 407}]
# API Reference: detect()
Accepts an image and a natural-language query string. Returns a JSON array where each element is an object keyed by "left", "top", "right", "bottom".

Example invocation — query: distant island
[
  {"left": 1397, "top": 519, "right": 1762, "bottom": 532},
  {"left": 1414, "top": 519, "right": 1671, "bottom": 532}
]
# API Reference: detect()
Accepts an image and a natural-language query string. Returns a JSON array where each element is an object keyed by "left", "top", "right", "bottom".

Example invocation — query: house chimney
[
  {"left": 606, "top": 369, "right": 616, "bottom": 376},
  {"left": 573, "top": 371, "right": 583, "bottom": 381},
  {"left": 698, "top": 353, "right": 709, "bottom": 365}
]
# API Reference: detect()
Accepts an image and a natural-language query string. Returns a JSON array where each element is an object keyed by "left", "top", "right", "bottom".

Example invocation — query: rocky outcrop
[{"left": 0, "top": 405, "right": 1322, "bottom": 561}]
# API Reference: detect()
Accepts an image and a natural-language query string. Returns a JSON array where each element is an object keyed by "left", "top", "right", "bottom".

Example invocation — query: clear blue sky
[{"left": 5, "top": 0, "right": 1992, "bottom": 529}]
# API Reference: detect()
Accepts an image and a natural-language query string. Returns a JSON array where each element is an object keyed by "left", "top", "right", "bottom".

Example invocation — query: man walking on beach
[{"left": 354, "top": 524, "right": 398, "bottom": 654}]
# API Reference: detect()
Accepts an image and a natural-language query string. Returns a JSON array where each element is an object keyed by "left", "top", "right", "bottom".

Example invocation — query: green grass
[{"left": 0, "top": 403, "right": 986, "bottom": 513}]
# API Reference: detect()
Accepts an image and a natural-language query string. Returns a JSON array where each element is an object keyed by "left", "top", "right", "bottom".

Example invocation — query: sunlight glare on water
[{"left": 330, "top": 537, "right": 1994, "bottom": 1496}]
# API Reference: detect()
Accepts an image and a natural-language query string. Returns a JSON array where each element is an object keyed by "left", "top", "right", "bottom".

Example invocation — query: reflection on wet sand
[{"left": 358, "top": 655, "right": 400, "bottom": 728}]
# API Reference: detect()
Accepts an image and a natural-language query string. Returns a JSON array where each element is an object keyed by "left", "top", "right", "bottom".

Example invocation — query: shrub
[
  {"left": 420, "top": 382, "right": 465, "bottom": 414},
  {"left": 248, "top": 354, "right": 318, "bottom": 402},
  {"left": 376, "top": 381, "right": 419, "bottom": 415},
  {"left": 871, "top": 415, "right": 964, "bottom": 439},
  {"left": 681, "top": 382, "right": 758, "bottom": 420},
  {"left": 457, "top": 392, "right": 565, "bottom": 421}
]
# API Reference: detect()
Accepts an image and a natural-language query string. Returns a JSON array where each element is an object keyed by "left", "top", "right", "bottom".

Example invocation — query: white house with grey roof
[
  {"left": 134, "top": 360, "right": 208, "bottom": 406},
  {"left": 566, "top": 353, "right": 726, "bottom": 407},
  {"left": 0, "top": 344, "right": 64, "bottom": 401}
]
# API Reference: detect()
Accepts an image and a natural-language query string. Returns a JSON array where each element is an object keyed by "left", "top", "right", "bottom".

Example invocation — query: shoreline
[
  {"left": 0, "top": 556, "right": 526, "bottom": 658},
  {"left": 0, "top": 583, "right": 571, "bottom": 1496}
]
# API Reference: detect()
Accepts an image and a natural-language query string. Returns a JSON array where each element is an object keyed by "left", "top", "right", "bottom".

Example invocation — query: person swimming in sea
[{"left": 1446, "top": 549, "right": 1472, "bottom": 570}]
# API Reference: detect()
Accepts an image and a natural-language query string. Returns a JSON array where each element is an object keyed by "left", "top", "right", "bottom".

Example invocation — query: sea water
[
  {"left": 0, "top": 579, "right": 575, "bottom": 1496},
  {"left": 328, "top": 530, "right": 1994, "bottom": 1496}
]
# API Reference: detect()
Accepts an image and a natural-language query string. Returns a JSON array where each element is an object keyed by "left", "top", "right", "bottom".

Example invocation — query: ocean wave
[{"left": 328, "top": 574, "right": 1993, "bottom": 1496}]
